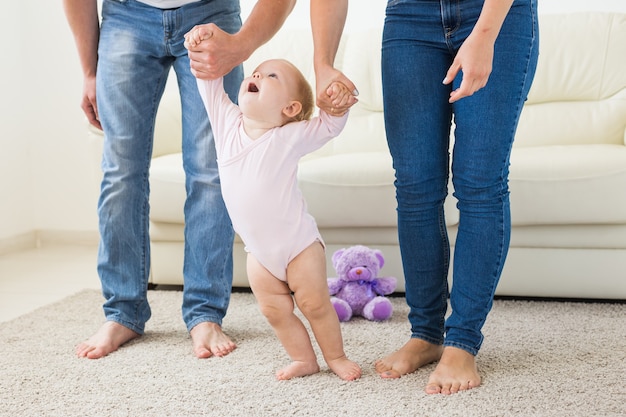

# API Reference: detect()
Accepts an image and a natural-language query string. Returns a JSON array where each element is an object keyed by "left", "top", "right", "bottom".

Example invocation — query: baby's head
[{"left": 238, "top": 59, "right": 314, "bottom": 126}]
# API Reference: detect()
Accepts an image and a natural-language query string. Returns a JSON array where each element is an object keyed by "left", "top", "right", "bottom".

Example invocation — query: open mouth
[{"left": 248, "top": 82, "right": 259, "bottom": 93}]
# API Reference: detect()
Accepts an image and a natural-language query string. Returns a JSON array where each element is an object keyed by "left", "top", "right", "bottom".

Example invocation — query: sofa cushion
[
  {"left": 526, "top": 13, "right": 626, "bottom": 105},
  {"left": 298, "top": 152, "right": 395, "bottom": 228},
  {"left": 510, "top": 144, "right": 626, "bottom": 225},
  {"left": 150, "top": 153, "right": 186, "bottom": 223},
  {"left": 298, "top": 152, "right": 459, "bottom": 228},
  {"left": 515, "top": 93, "right": 626, "bottom": 148}
]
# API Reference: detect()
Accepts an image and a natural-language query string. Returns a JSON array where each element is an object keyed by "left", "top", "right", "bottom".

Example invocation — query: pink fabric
[{"left": 197, "top": 78, "right": 348, "bottom": 281}]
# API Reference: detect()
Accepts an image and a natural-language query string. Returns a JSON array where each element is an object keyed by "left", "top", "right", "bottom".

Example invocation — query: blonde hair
[{"left": 286, "top": 61, "right": 314, "bottom": 122}]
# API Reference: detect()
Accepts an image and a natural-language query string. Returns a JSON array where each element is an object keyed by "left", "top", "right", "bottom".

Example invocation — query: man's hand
[
  {"left": 184, "top": 23, "right": 249, "bottom": 80},
  {"left": 81, "top": 74, "right": 101, "bottom": 130}
]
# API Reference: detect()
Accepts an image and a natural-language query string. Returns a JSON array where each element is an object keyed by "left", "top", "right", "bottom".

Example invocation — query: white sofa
[{"left": 144, "top": 12, "right": 626, "bottom": 299}]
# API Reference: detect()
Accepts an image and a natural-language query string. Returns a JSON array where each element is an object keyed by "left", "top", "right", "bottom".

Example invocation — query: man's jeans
[
  {"left": 382, "top": 0, "right": 539, "bottom": 355},
  {"left": 96, "top": 0, "right": 243, "bottom": 334}
]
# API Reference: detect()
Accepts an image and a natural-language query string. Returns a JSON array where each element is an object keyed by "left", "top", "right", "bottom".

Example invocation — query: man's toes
[
  {"left": 212, "top": 342, "right": 235, "bottom": 357},
  {"left": 86, "top": 348, "right": 106, "bottom": 360},
  {"left": 194, "top": 347, "right": 213, "bottom": 359},
  {"left": 211, "top": 348, "right": 226, "bottom": 357}
]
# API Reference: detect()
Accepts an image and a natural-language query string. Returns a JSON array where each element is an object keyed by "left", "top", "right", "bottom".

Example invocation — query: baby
[{"left": 185, "top": 31, "right": 361, "bottom": 381}]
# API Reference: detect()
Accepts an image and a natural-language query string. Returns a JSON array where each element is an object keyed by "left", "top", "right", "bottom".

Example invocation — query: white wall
[
  {"left": 29, "top": 1, "right": 103, "bottom": 234},
  {"left": 247, "top": 0, "right": 626, "bottom": 30},
  {"left": 0, "top": 0, "right": 624, "bottom": 245},
  {"left": 241, "top": 0, "right": 385, "bottom": 31},
  {"left": 0, "top": 1, "right": 100, "bottom": 243},
  {"left": 0, "top": 2, "right": 33, "bottom": 240}
]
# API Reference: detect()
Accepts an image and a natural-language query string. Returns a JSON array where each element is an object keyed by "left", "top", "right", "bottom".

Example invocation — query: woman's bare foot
[
  {"left": 327, "top": 356, "right": 362, "bottom": 381},
  {"left": 190, "top": 321, "right": 236, "bottom": 358},
  {"left": 75, "top": 321, "right": 140, "bottom": 359},
  {"left": 375, "top": 338, "right": 443, "bottom": 378},
  {"left": 276, "top": 360, "right": 320, "bottom": 380},
  {"left": 425, "top": 346, "right": 481, "bottom": 395}
]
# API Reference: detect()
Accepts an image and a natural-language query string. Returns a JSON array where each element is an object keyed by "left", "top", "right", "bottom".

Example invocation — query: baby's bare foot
[
  {"left": 425, "top": 346, "right": 481, "bottom": 395},
  {"left": 75, "top": 321, "right": 140, "bottom": 359},
  {"left": 190, "top": 322, "right": 236, "bottom": 358},
  {"left": 327, "top": 356, "right": 362, "bottom": 381},
  {"left": 275, "top": 361, "right": 320, "bottom": 380},
  {"left": 375, "top": 338, "right": 443, "bottom": 378}
]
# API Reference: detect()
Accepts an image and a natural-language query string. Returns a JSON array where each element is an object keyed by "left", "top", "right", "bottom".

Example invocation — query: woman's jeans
[
  {"left": 96, "top": 0, "right": 243, "bottom": 334},
  {"left": 382, "top": 0, "right": 538, "bottom": 355}
]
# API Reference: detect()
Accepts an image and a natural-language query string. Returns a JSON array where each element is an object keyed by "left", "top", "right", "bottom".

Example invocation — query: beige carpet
[{"left": 1, "top": 289, "right": 624, "bottom": 417}]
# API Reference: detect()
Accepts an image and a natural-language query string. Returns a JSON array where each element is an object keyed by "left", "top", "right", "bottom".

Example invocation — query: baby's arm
[{"left": 326, "top": 81, "right": 357, "bottom": 116}]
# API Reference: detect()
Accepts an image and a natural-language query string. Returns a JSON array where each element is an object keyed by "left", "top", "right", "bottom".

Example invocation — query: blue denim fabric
[
  {"left": 382, "top": 0, "right": 538, "bottom": 355},
  {"left": 96, "top": 0, "right": 243, "bottom": 334}
]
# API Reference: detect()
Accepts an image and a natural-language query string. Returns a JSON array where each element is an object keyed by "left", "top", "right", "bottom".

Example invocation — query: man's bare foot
[
  {"left": 275, "top": 360, "right": 320, "bottom": 380},
  {"left": 190, "top": 321, "right": 236, "bottom": 358},
  {"left": 425, "top": 346, "right": 480, "bottom": 395},
  {"left": 375, "top": 338, "right": 443, "bottom": 378},
  {"left": 327, "top": 356, "right": 362, "bottom": 381},
  {"left": 75, "top": 321, "right": 140, "bottom": 359}
]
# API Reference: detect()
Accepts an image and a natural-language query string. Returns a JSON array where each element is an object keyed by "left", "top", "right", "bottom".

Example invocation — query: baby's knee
[
  {"left": 258, "top": 301, "right": 291, "bottom": 325},
  {"left": 296, "top": 294, "right": 331, "bottom": 320}
]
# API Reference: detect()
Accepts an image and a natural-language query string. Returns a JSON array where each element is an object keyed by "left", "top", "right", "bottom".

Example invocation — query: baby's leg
[
  {"left": 287, "top": 243, "right": 362, "bottom": 381},
  {"left": 247, "top": 255, "right": 319, "bottom": 380}
]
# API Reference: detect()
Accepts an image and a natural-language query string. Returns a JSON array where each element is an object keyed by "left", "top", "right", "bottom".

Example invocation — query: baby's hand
[
  {"left": 326, "top": 81, "right": 358, "bottom": 116},
  {"left": 184, "top": 25, "right": 212, "bottom": 49}
]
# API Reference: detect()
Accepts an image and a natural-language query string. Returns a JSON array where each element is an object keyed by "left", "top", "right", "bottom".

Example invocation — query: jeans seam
[
  {"left": 438, "top": 203, "right": 449, "bottom": 336},
  {"left": 186, "top": 315, "right": 224, "bottom": 332},
  {"left": 443, "top": 340, "right": 478, "bottom": 356},
  {"left": 411, "top": 333, "right": 445, "bottom": 346},
  {"left": 107, "top": 316, "right": 145, "bottom": 335}
]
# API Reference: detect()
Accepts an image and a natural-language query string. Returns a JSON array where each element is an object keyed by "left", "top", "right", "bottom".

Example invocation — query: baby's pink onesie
[{"left": 197, "top": 78, "right": 348, "bottom": 281}]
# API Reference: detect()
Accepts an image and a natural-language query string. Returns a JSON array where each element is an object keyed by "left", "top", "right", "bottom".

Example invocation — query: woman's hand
[
  {"left": 315, "top": 65, "right": 358, "bottom": 116},
  {"left": 443, "top": 0, "right": 513, "bottom": 103},
  {"left": 443, "top": 31, "right": 495, "bottom": 103}
]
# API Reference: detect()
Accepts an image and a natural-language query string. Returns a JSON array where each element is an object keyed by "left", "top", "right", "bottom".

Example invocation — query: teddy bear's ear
[
  {"left": 373, "top": 249, "right": 385, "bottom": 268},
  {"left": 332, "top": 249, "right": 346, "bottom": 268}
]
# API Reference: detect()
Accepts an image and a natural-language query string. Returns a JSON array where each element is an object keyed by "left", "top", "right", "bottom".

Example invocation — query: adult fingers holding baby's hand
[
  {"left": 186, "top": 23, "right": 246, "bottom": 80},
  {"left": 184, "top": 24, "right": 213, "bottom": 49},
  {"left": 316, "top": 67, "right": 358, "bottom": 115},
  {"left": 327, "top": 82, "right": 357, "bottom": 113}
]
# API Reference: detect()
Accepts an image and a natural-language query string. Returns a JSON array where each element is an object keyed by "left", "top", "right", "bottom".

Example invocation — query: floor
[{"left": 0, "top": 244, "right": 101, "bottom": 323}]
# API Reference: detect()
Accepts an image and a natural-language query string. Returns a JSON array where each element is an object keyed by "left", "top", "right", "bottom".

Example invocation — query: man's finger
[{"left": 200, "top": 28, "right": 213, "bottom": 41}]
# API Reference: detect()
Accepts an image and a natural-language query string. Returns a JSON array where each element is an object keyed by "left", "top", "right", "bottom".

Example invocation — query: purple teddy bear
[{"left": 327, "top": 245, "right": 397, "bottom": 322}]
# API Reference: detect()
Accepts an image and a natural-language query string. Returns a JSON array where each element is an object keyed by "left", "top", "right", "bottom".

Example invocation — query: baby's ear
[{"left": 283, "top": 101, "right": 303, "bottom": 119}]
